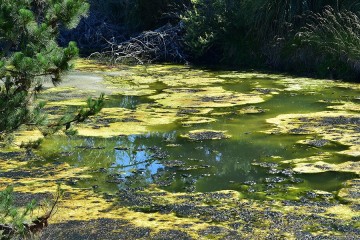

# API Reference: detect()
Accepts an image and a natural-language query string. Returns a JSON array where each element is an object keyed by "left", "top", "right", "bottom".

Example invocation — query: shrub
[
  {"left": 183, "top": 0, "right": 261, "bottom": 66},
  {"left": 297, "top": 7, "right": 360, "bottom": 80}
]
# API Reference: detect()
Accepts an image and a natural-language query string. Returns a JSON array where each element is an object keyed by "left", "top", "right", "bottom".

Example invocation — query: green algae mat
[{"left": 1, "top": 60, "right": 359, "bottom": 239}]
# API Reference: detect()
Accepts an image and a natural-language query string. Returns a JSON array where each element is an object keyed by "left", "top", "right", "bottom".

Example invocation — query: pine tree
[{"left": 0, "top": 0, "right": 103, "bottom": 139}]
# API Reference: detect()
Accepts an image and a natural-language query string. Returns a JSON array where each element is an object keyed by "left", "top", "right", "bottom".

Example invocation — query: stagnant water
[{"left": 32, "top": 63, "right": 359, "bottom": 201}]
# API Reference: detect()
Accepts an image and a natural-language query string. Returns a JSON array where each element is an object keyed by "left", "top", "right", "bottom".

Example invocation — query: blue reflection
[{"left": 113, "top": 147, "right": 164, "bottom": 179}]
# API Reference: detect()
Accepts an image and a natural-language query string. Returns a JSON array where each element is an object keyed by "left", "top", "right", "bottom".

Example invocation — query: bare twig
[{"left": 90, "top": 22, "right": 187, "bottom": 64}]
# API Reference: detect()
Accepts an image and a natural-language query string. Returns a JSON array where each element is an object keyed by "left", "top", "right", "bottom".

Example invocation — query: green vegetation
[
  {"left": 183, "top": 0, "right": 360, "bottom": 81},
  {"left": 1, "top": 61, "right": 359, "bottom": 238},
  {"left": 0, "top": 185, "right": 63, "bottom": 239},
  {"left": 90, "top": 0, "right": 190, "bottom": 32},
  {"left": 0, "top": 0, "right": 360, "bottom": 239},
  {"left": 59, "top": 0, "right": 360, "bottom": 81},
  {"left": 0, "top": 186, "right": 36, "bottom": 238},
  {"left": 0, "top": 0, "right": 104, "bottom": 142},
  {"left": 0, "top": 1, "right": 100, "bottom": 237}
]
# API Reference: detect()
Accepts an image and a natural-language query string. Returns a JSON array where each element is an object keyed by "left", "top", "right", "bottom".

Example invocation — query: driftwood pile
[{"left": 89, "top": 22, "right": 188, "bottom": 64}]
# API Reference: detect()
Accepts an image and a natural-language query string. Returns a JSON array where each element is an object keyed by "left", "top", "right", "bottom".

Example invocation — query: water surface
[{"left": 35, "top": 64, "right": 360, "bottom": 200}]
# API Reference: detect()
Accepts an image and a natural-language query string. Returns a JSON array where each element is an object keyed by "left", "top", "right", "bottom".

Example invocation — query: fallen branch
[
  {"left": 0, "top": 186, "right": 63, "bottom": 239},
  {"left": 90, "top": 22, "right": 188, "bottom": 64},
  {"left": 23, "top": 189, "right": 61, "bottom": 235}
]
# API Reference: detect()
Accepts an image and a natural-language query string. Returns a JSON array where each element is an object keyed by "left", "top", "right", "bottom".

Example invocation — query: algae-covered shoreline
[{"left": 1, "top": 60, "right": 359, "bottom": 239}]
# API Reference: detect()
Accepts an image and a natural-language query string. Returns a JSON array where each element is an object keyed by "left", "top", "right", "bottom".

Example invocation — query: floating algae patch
[
  {"left": 281, "top": 152, "right": 333, "bottom": 164},
  {"left": 252, "top": 87, "right": 280, "bottom": 95},
  {"left": 338, "top": 179, "right": 360, "bottom": 204},
  {"left": 293, "top": 161, "right": 360, "bottom": 174},
  {"left": 4, "top": 160, "right": 356, "bottom": 240},
  {"left": 160, "top": 74, "right": 224, "bottom": 87},
  {"left": 43, "top": 188, "right": 249, "bottom": 239},
  {"left": 76, "top": 105, "right": 179, "bottom": 137},
  {"left": 77, "top": 119, "right": 147, "bottom": 137},
  {"left": 327, "top": 101, "right": 360, "bottom": 112},
  {"left": 74, "top": 59, "right": 118, "bottom": 72},
  {"left": 298, "top": 138, "right": 330, "bottom": 148},
  {"left": 180, "top": 116, "right": 217, "bottom": 125},
  {"left": 41, "top": 88, "right": 97, "bottom": 101},
  {"left": 13, "top": 129, "right": 44, "bottom": 146},
  {"left": 0, "top": 160, "right": 93, "bottom": 207},
  {"left": 113, "top": 186, "right": 360, "bottom": 239},
  {"left": 177, "top": 108, "right": 213, "bottom": 116},
  {"left": 0, "top": 163, "right": 92, "bottom": 192},
  {"left": 218, "top": 72, "right": 285, "bottom": 80},
  {"left": 134, "top": 65, "right": 225, "bottom": 88},
  {"left": 150, "top": 86, "right": 265, "bottom": 108},
  {"left": 238, "top": 105, "right": 267, "bottom": 114},
  {"left": 103, "top": 75, "right": 156, "bottom": 96},
  {"left": 276, "top": 77, "right": 338, "bottom": 91},
  {"left": 2, "top": 168, "right": 209, "bottom": 239},
  {"left": 340, "top": 145, "right": 360, "bottom": 157},
  {"left": 326, "top": 179, "right": 360, "bottom": 220},
  {"left": 334, "top": 81, "right": 360, "bottom": 90},
  {"left": 46, "top": 98, "right": 88, "bottom": 106},
  {"left": 266, "top": 111, "right": 360, "bottom": 156},
  {"left": 182, "top": 129, "right": 231, "bottom": 141},
  {"left": 41, "top": 86, "right": 77, "bottom": 94},
  {"left": 0, "top": 157, "right": 27, "bottom": 174},
  {"left": 76, "top": 102, "right": 220, "bottom": 137}
]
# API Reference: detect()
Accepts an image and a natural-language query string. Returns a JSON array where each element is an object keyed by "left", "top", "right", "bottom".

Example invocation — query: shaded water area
[{"left": 1, "top": 61, "right": 359, "bottom": 239}]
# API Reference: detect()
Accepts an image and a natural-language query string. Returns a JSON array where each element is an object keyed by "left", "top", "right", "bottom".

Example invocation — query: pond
[{"left": 2, "top": 60, "right": 360, "bottom": 238}]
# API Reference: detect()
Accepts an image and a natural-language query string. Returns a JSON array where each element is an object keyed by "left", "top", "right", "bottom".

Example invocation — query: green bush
[
  {"left": 297, "top": 7, "right": 360, "bottom": 80},
  {"left": 91, "top": 0, "right": 191, "bottom": 32},
  {"left": 0, "top": 0, "right": 89, "bottom": 136},
  {"left": 183, "top": 0, "right": 261, "bottom": 66},
  {"left": 0, "top": 0, "right": 105, "bottom": 141},
  {"left": 0, "top": 186, "right": 36, "bottom": 238},
  {"left": 183, "top": 0, "right": 360, "bottom": 81}
]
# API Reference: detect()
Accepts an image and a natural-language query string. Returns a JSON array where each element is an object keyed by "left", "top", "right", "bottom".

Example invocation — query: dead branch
[
  {"left": 0, "top": 188, "right": 62, "bottom": 239},
  {"left": 90, "top": 22, "right": 188, "bottom": 64}
]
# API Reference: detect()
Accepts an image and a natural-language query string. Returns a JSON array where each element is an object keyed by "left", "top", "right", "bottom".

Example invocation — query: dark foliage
[{"left": 183, "top": 0, "right": 360, "bottom": 81}]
